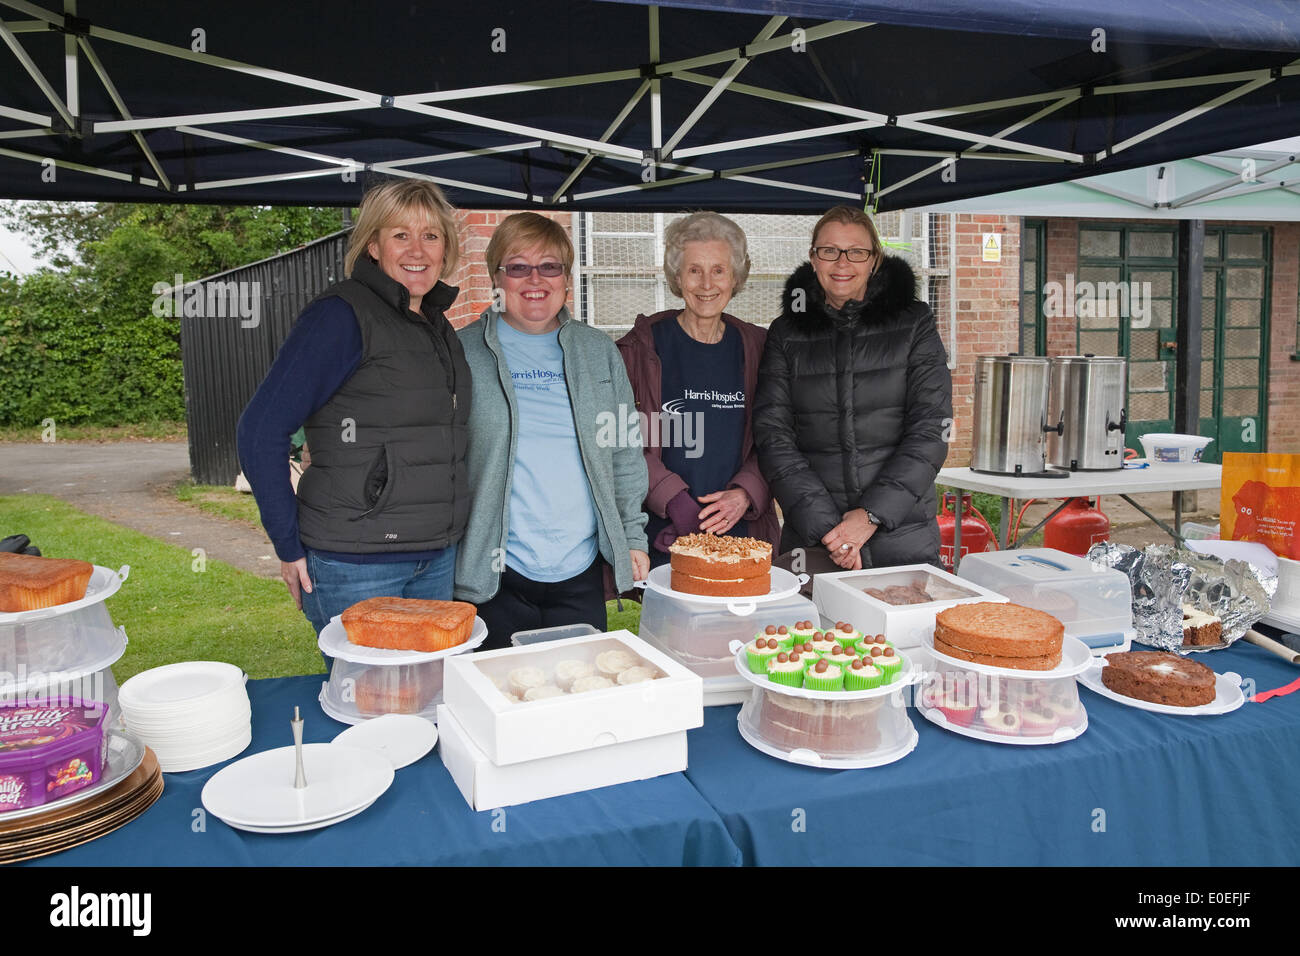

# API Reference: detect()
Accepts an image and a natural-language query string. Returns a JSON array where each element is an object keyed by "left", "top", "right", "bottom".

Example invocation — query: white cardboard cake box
[
  {"left": 437, "top": 705, "right": 688, "bottom": 811},
  {"left": 442, "top": 629, "right": 703, "bottom": 766},
  {"left": 812, "top": 564, "right": 1009, "bottom": 648}
]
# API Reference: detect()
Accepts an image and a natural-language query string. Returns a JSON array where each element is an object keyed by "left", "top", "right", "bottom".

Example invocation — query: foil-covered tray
[{"left": 1087, "top": 543, "right": 1277, "bottom": 653}]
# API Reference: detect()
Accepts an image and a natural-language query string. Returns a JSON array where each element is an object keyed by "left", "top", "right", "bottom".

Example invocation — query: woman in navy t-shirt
[{"left": 616, "top": 212, "right": 780, "bottom": 567}]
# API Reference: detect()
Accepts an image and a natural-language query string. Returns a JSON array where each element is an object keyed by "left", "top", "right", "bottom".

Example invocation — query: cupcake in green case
[
  {"left": 746, "top": 636, "right": 785, "bottom": 674},
  {"left": 803, "top": 658, "right": 845, "bottom": 691},
  {"left": 789, "top": 620, "right": 820, "bottom": 645},
  {"left": 755, "top": 624, "right": 795, "bottom": 649},
  {"left": 844, "top": 658, "right": 883, "bottom": 691},
  {"left": 829, "top": 621, "right": 862, "bottom": 648},
  {"left": 823, "top": 642, "right": 858, "bottom": 671},
  {"left": 856, "top": 633, "right": 892, "bottom": 654},
  {"left": 809, "top": 633, "right": 841, "bottom": 656},
  {"left": 766, "top": 651, "right": 807, "bottom": 687},
  {"left": 874, "top": 646, "right": 904, "bottom": 682}
]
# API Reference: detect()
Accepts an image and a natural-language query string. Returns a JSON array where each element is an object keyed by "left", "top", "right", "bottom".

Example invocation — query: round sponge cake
[{"left": 933, "top": 602, "right": 1064, "bottom": 669}]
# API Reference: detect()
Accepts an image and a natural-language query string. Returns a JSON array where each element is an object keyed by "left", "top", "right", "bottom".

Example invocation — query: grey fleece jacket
[{"left": 453, "top": 306, "right": 649, "bottom": 603}]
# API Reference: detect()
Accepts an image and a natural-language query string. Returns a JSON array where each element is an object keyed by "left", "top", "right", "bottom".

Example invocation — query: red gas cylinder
[
  {"left": 1043, "top": 496, "right": 1110, "bottom": 556},
  {"left": 938, "top": 492, "right": 996, "bottom": 572}
]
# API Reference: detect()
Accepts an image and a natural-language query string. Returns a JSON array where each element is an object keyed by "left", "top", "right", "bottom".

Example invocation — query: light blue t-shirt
[{"left": 496, "top": 318, "right": 600, "bottom": 581}]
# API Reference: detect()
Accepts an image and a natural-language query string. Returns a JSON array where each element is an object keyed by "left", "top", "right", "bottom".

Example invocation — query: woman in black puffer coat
[{"left": 754, "top": 205, "right": 952, "bottom": 571}]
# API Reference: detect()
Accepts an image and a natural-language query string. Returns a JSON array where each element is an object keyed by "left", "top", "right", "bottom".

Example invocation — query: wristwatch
[{"left": 866, "top": 511, "right": 882, "bottom": 527}]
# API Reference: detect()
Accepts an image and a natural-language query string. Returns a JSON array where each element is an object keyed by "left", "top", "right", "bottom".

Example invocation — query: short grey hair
[{"left": 663, "top": 211, "right": 751, "bottom": 298}]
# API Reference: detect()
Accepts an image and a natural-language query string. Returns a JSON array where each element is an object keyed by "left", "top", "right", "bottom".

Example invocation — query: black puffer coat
[{"left": 754, "top": 255, "right": 953, "bottom": 566}]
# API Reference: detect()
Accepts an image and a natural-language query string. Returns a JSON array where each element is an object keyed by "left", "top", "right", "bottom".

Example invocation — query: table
[
  {"left": 683, "top": 640, "right": 1300, "bottom": 866},
  {"left": 24, "top": 675, "right": 743, "bottom": 868},
  {"left": 20, "top": 642, "right": 1299, "bottom": 868},
  {"left": 937, "top": 462, "right": 1223, "bottom": 564}
]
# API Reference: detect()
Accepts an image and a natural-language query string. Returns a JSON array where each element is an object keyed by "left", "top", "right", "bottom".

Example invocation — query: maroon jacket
[{"left": 615, "top": 309, "right": 781, "bottom": 550}]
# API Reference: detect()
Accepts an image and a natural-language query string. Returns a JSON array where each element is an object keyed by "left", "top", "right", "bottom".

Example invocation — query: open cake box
[
  {"left": 812, "top": 564, "right": 1008, "bottom": 649},
  {"left": 440, "top": 630, "right": 703, "bottom": 807}
]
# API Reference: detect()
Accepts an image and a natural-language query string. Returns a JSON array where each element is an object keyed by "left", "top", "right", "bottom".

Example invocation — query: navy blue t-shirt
[{"left": 648, "top": 317, "right": 748, "bottom": 549}]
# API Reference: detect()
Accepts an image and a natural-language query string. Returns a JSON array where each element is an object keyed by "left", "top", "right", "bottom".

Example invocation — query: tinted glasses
[{"left": 498, "top": 262, "right": 566, "bottom": 279}]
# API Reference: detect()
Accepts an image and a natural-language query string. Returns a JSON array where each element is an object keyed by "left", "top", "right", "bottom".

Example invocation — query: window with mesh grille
[{"left": 575, "top": 210, "right": 953, "bottom": 343}]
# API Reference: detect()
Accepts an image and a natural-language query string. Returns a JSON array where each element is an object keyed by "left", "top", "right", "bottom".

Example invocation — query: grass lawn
[
  {"left": 4, "top": 494, "right": 643, "bottom": 685},
  {"left": 173, "top": 480, "right": 263, "bottom": 527}
]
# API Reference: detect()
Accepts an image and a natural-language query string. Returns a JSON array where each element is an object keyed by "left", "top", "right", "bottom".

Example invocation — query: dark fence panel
[{"left": 181, "top": 230, "right": 349, "bottom": 485}]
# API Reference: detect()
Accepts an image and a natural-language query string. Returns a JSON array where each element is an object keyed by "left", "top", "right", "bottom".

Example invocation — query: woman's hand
[
  {"left": 630, "top": 550, "right": 650, "bottom": 582},
  {"left": 280, "top": 558, "right": 313, "bottom": 610},
  {"left": 697, "top": 488, "right": 751, "bottom": 535},
  {"left": 821, "top": 509, "right": 877, "bottom": 570}
]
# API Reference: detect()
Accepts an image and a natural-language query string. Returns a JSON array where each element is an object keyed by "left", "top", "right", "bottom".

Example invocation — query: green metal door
[
  {"left": 1076, "top": 224, "right": 1178, "bottom": 451},
  {"left": 1198, "top": 228, "right": 1270, "bottom": 463}
]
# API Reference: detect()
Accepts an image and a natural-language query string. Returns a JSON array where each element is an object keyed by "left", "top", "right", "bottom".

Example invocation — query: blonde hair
[
  {"left": 485, "top": 213, "right": 574, "bottom": 281},
  {"left": 663, "top": 211, "right": 751, "bottom": 298},
  {"left": 345, "top": 179, "right": 460, "bottom": 279},
  {"left": 810, "top": 205, "right": 883, "bottom": 258}
]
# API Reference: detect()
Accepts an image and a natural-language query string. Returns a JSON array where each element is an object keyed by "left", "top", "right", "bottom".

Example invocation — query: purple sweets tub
[{"left": 0, "top": 698, "right": 109, "bottom": 813}]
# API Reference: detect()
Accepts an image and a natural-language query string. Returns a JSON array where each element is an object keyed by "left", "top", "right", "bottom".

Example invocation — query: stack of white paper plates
[{"left": 119, "top": 662, "right": 252, "bottom": 773}]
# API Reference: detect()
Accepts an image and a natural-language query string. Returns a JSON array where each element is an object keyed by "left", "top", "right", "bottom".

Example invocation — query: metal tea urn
[
  {"left": 970, "top": 355, "right": 1063, "bottom": 477},
  {"left": 1046, "top": 355, "right": 1127, "bottom": 471}
]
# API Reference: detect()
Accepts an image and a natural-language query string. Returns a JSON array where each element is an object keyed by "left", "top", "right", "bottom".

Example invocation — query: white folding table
[{"left": 936, "top": 462, "right": 1223, "bottom": 568}]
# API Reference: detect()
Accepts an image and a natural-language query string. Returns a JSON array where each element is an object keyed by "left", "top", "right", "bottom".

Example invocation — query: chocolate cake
[{"left": 1100, "top": 651, "right": 1216, "bottom": 707}]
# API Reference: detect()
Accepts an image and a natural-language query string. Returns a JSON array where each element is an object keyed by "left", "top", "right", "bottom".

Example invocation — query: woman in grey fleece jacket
[{"left": 454, "top": 214, "right": 648, "bottom": 648}]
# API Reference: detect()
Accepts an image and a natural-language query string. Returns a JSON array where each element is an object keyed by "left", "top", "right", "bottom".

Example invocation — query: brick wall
[
  {"left": 443, "top": 210, "right": 573, "bottom": 329},
  {"left": 944, "top": 213, "right": 1022, "bottom": 467},
  {"left": 1269, "top": 222, "right": 1299, "bottom": 453}
]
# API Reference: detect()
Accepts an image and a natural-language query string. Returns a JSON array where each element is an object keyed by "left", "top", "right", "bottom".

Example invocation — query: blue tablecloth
[
  {"left": 683, "top": 641, "right": 1300, "bottom": 866},
  {"left": 19, "top": 643, "right": 1300, "bottom": 867},
  {"left": 25, "top": 675, "right": 743, "bottom": 867}
]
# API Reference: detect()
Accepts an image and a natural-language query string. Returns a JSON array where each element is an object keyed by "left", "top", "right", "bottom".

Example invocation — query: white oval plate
[
  {"left": 217, "top": 800, "right": 376, "bottom": 834},
  {"left": 640, "top": 564, "right": 806, "bottom": 614},
  {"left": 0, "top": 565, "right": 129, "bottom": 625},
  {"left": 917, "top": 699, "right": 1089, "bottom": 745},
  {"left": 119, "top": 661, "right": 246, "bottom": 712},
  {"left": 1076, "top": 658, "right": 1245, "bottom": 716},
  {"left": 919, "top": 633, "right": 1095, "bottom": 679},
  {"left": 201, "top": 743, "right": 393, "bottom": 827},
  {"left": 736, "top": 713, "right": 919, "bottom": 769},
  {"left": 318, "top": 615, "right": 487, "bottom": 665},
  {"left": 332, "top": 714, "right": 437, "bottom": 769},
  {"left": 730, "top": 640, "right": 920, "bottom": 701}
]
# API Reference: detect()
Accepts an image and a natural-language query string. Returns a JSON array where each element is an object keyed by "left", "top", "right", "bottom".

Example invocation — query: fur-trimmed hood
[{"left": 780, "top": 254, "right": 920, "bottom": 328}]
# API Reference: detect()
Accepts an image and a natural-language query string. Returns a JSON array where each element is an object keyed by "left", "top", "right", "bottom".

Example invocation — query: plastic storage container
[
  {"left": 316, "top": 614, "right": 488, "bottom": 724},
  {"left": 954, "top": 548, "right": 1134, "bottom": 654},
  {"left": 915, "top": 666, "right": 1087, "bottom": 744},
  {"left": 638, "top": 586, "right": 819, "bottom": 679},
  {"left": 0, "top": 600, "right": 127, "bottom": 676},
  {"left": 1138, "top": 433, "right": 1212, "bottom": 464},
  {"left": 0, "top": 698, "right": 110, "bottom": 812},
  {"left": 511, "top": 623, "right": 600, "bottom": 647},
  {"left": 737, "top": 687, "right": 916, "bottom": 767},
  {"left": 321, "top": 657, "right": 444, "bottom": 723}
]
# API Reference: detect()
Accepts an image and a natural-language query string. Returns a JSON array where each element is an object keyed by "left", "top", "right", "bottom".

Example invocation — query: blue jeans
[{"left": 301, "top": 545, "right": 458, "bottom": 645}]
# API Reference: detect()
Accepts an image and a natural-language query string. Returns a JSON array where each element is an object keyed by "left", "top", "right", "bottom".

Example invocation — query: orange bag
[{"left": 1220, "top": 452, "right": 1300, "bottom": 560}]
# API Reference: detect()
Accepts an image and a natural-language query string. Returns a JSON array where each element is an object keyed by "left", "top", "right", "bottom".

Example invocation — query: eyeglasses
[
  {"left": 498, "top": 262, "right": 566, "bottom": 279},
  {"left": 812, "top": 245, "right": 875, "bottom": 262}
]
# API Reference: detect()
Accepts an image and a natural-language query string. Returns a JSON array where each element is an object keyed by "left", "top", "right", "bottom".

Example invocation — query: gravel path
[{"left": 0, "top": 441, "right": 281, "bottom": 578}]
